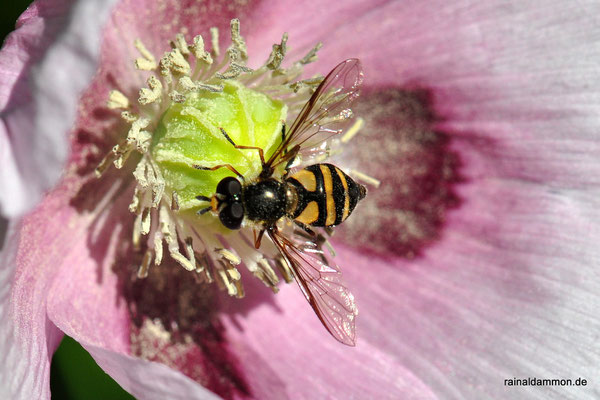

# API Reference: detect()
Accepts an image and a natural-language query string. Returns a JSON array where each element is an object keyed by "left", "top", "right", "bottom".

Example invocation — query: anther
[
  {"left": 210, "top": 27, "right": 220, "bottom": 58},
  {"left": 229, "top": 19, "right": 247, "bottom": 61},
  {"left": 171, "top": 33, "right": 190, "bottom": 56},
  {"left": 217, "top": 248, "right": 241, "bottom": 266},
  {"left": 266, "top": 33, "right": 288, "bottom": 70},
  {"left": 137, "top": 249, "right": 153, "bottom": 278},
  {"left": 134, "top": 39, "right": 157, "bottom": 70},
  {"left": 139, "top": 76, "right": 163, "bottom": 105},
  {"left": 341, "top": 117, "right": 364, "bottom": 143},
  {"left": 191, "top": 35, "right": 213, "bottom": 64},
  {"left": 107, "top": 90, "right": 130, "bottom": 109},
  {"left": 347, "top": 169, "right": 381, "bottom": 188}
]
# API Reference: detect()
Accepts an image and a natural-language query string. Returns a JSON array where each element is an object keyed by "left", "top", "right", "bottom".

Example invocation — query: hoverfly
[{"left": 195, "top": 59, "right": 365, "bottom": 345}]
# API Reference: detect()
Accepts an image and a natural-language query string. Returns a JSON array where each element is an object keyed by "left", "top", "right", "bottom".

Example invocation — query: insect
[{"left": 195, "top": 59, "right": 366, "bottom": 345}]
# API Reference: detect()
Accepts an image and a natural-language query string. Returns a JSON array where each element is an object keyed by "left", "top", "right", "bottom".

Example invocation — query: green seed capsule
[{"left": 151, "top": 80, "right": 287, "bottom": 214}]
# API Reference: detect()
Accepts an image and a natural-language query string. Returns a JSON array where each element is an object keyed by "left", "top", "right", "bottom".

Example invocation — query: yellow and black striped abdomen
[{"left": 286, "top": 163, "right": 366, "bottom": 227}]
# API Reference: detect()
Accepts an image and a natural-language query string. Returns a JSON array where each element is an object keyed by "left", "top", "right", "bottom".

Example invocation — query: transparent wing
[
  {"left": 266, "top": 58, "right": 364, "bottom": 168},
  {"left": 268, "top": 230, "right": 358, "bottom": 346}
]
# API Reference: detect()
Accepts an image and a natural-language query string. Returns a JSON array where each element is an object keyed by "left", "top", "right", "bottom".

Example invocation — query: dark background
[
  {"left": 2, "top": 2, "right": 133, "bottom": 399},
  {"left": 0, "top": 1, "right": 30, "bottom": 42}
]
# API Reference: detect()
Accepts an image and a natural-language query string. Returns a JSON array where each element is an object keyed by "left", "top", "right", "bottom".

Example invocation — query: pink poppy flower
[{"left": 2, "top": 0, "right": 600, "bottom": 399}]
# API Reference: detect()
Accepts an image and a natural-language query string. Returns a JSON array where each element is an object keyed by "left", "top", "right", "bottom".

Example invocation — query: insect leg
[
  {"left": 234, "top": 145, "right": 266, "bottom": 166},
  {"left": 294, "top": 221, "right": 317, "bottom": 237},
  {"left": 281, "top": 145, "right": 300, "bottom": 178},
  {"left": 192, "top": 163, "right": 245, "bottom": 181},
  {"left": 254, "top": 228, "right": 266, "bottom": 249},
  {"left": 218, "top": 127, "right": 238, "bottom": 147},
  {"left": 219, "top": 127, "right": 266, "bottom": 166},
  {"left": 281, "top": 123, "right": 287, "bottom": 154}
]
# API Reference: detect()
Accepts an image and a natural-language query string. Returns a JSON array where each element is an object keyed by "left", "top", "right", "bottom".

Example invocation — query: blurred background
[{"left": 1, "top": 2, "right": 133, "bottom": 399}]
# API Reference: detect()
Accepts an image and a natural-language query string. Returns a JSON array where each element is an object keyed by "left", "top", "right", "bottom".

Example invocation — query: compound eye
[
  {"left": 219, "top": 202, "right": 244, "bottom": 230},
  {"left": 216, "top": 177, "right": 242, "bottom": 197}
]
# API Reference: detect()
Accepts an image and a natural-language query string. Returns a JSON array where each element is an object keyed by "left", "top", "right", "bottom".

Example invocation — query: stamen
[
  {"left": 154, "top": 233, "right": 163, "bottom": 265},
  {"left": 134, "top": 39, "right": 157, "bottom": 71},
  {"left": 171, "top": 33, "right": 190, "bottom": 56},
  {"left": 217, "top": 248, "right": 241, "bottom": 265},
  {"left": 121, "top": 111, "right": 138, "bottom": 123},
  {"left": 276, "top": 256, "right": 294, "bottom": 283},
  {"left": 171, "top": 251, "right": 196, "bottom": 271},
  {"left": 169, "top": 91, "right": 187, "bottom": 103},
  {"left": 171, "top": 192, "right": 180, "bottom": 211},
  {"left": 341, "top": 117, "right": 364, "bottom": 143},
  {"left": 139, "top": 76, "right": 163, "bottom": 105},
  {"left": 210, "top": 27, "right": 220, "bottom": 58},
  {"left": 347, "top": 169, "right": 381, "bottom": 188},
  {"left": 150, "top": 167, "right": 165, "bottom": 208},
  {"left": 300, "top": 42, "right": 323, "bottom": 65},
  {"left": 191, "top": 35, "right": 213, "bottom": 65},
  {"left": 215, "top": 62, "right": 252, "bottom": 80},
  {"left": 129, "top": 187, "right": 141, "bottom": 213},
  {"left": 177, "top": 77, "right": 196, "bottom": 93},
  {"left": 140, "top": 208, "right": 151, "bottom": 235},
  {"left": 167, "top": 49, "right": 191, "bottom": 76},
  {"left": 292, "top": 77, "right": 323, "bottom": 92},
  {"left": 112, "top": 142, "right": 134, "bottom": 170},
  {"left": 133, "top": 210, "right": 143, "bottom": 249},
  {"left": 195, "top": 82, "right": 223, "bottom": 92},
  {"left": 183, "top": 237, "right": 196, "bottom": 267},
  {"left": 133, "top": 158, "right": 149, "bottom": 189},
  {"left": 137, "top": 249, "right": 153, "bottom": 278},
  {"left": 266, "top": 33, "right": 288, "bottom": 70},
  {"left": 107, "top": 90, "right": 130, "bottom": 109},
  {"left": 159, "top": 54, "right": 172, "bottom": 83},
  {"left": 229, "top": 19, "right": 247, "bottom": 61},
  {"left": 123, "top": 117, "right": 151, "bottom": 156},
  {"left": 95, "top": 153, "right": 115, "bottom": 177},
  {"left": 255, "top": 258, "right": 280, "bottom": 292},
  {"left": 216, "top": 265, "right": 236, "bottom": 296},
  {"left": 158, "top": 206, "right": 195, "bottom": 271}
]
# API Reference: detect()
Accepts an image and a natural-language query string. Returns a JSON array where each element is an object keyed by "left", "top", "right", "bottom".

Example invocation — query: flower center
[
  {"left": 95, "top": 19, "right": 350, "bottom": 298},
  {"left": 151, "top": 80, "right": 287, "bottom": 215}
]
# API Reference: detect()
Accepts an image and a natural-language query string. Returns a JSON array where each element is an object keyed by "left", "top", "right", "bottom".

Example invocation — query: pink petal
[
  {"left": 8, "top": 0, "right": 600, "bottom": 399},
  {"left": 0, "top": 218, "right": 51, "bottom": 398},
  {"left": 0, "top": 0, "right": 116, "bottom": 218},
  {"left": 220, "top": 283, "right": 438, "bottom": 399},
  {"left": 7, "top": 176, "right": 128, "bottom": 399},
  {"left": 84, "top": 344, "right": 221, "bottom": 400},
  {"left": 231, "top": 0, "right": 600, "bottom": 397},
  {"left": 36, "top": 178, "right": 221, "bottom": 399},
  {"left": 268, "top": 0, "right": 600, "bottom": 397},
  {"left": 10, "top": 170, "right": 229, "bottom": 399}
]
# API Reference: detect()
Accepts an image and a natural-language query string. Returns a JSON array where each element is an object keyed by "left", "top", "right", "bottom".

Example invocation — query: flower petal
[
  {"left": 8, "top": 175, "right": 131, "bottom": 399},
  {"left": 236, "top": 0, "right": 600, "bottom": 398},
  {"left": 286, "top": 1, "right": 600, "bottom": 398},
  {"left": 83, "top": 344, "right": 222, "bottom": 400},
  {"left": 0, "top": 217, "right": 62, "bottom": 399},
  {"left": 338, "top": 194, "right": 600, "bottom": 399},
  {"left": 9, "top": 1, "right": 600, "bottom": 399},
  {"left": 11, "top": 163, "right": 234, "bottom": 399},
  {"left": 220, "top": 281, "right": 437, "bottom": 399},
  {"left": 0, "top": 0, "right": 117, "bottom": 218}
]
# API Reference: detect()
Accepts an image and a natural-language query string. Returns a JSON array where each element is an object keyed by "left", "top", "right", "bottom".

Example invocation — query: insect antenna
[
  {"left": 197, "top": 206, "right": 212, "bottom": 216},
  {"left": 196, "top": 195, "right": 213, "bottom": 216}
]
